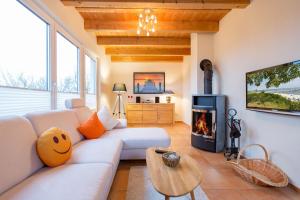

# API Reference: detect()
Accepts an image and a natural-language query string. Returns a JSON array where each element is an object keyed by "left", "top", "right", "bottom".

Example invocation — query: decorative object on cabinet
[
  {"left": 136, "top": 96, "right": 141, "bottom": 103},
  {"left": 164, "top": 90, "right": 175, "bottom": 103},
  {"left": 155, "top": 96, "right": 160, "bottom": 103},
  {"left": 143, "top": 99, "right": 154, "bottom": 103},
  {"left": 127, "top": 95, "right": 134, "bottom": 103},
  {"left": 112, "top": 83, "right": 127, "bottom": 118},
  {"left": 127, "top": 103, "right": 174, "bottom": 125}
]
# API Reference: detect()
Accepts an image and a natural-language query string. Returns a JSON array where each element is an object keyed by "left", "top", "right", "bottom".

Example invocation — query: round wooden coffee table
[{"left": 146, "top": 148, "right": 203, "bottom": 200}]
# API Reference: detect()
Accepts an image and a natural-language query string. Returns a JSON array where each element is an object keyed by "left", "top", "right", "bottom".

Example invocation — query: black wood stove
[
  {"left": 191, "top": 95, "right": 226, "bottom": 152},
  {"left": 191, "top": 59, "right": 226, "bottom": 152}
]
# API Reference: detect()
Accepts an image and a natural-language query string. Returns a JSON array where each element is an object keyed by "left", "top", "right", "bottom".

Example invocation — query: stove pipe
[{"left": 200, "top": 59, "right": 213, "bottom": 94}]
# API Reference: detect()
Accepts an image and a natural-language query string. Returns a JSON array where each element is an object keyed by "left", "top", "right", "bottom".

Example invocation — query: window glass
[
  {"left": 0, "top": 0, "right": 48, "bottom": 90},
  {"left": 0, "top": 0, "right": 50, "bottom": 116},
  {"left": 85, "top": 55, "right": 97, "bottom": 109},
  {"left": 85, "top": 55, "right": 96, "bottom": 95},
  {"left": 56, "top": 32, "right": 80, "bottom": 109},
  {"left": 56, "top": 32, "right": 79, "bottom": 93}
]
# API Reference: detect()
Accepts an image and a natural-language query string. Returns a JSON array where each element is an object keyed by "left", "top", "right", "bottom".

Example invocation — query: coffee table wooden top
[{"left": 146, "top": 148, "right": 203, "bottom": 197}]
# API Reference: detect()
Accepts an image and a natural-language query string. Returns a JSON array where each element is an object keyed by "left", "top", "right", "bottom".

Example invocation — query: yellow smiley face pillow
[{"left": 37, "top": 127, "right": 72, "bottom": 167}]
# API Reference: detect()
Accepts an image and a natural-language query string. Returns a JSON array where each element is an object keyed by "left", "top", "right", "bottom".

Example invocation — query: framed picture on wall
[{"left": 133, "top": 72, "right": 165, "bottom": 94}]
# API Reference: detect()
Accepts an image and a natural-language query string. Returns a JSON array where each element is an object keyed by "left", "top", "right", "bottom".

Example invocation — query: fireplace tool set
[{"left": 224, "top": 108, "right": 242, "bottom": 160}]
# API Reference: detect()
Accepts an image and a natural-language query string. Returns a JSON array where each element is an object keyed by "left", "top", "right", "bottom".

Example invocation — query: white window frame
[
  {"left": 14, "top": 0, "right": 99, "bottom": 111},
  {"left": 84, "top": 51, "right": 98, "bottom": 110}
]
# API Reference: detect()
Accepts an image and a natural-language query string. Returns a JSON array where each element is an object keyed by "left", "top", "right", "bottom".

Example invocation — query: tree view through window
[
  {"left": 0, "top": 0, "right": 49, "bottom": 90},
  {"left": 0, "top": 0, "right": 50, "bottom": 116},
  {"left": 0, "top": 0, "right": 97, "bottom": 115},
  {"left": 57, "top": 33, "right": 79, "bottom": 93},
  {"left": 56, "top": 32, "right": 80, "bottom": 109},
  {"left": 85, "top": 55, "right": 97, "bottom": 109}
]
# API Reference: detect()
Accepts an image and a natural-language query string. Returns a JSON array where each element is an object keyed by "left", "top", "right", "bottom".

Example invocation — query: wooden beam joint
[
  {"left": 105, "top": 47, "right": 191, "bottom": 55},
  {"left": 85, "top": 20, "right": 219, "bottom": 32},
  {"left": 61, "top": 0, "right": 250, "bottom": 9},
  {"left": 98, "top": 36, "right": 191, "bottom": 46},
  {"left": 111, "top": 56, "right": 184, "bottom": 62}
]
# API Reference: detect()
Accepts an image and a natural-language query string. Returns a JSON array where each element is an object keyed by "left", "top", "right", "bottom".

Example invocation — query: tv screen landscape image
[{"left": 246, "top": 60, "right": 300, "bottom": 112}]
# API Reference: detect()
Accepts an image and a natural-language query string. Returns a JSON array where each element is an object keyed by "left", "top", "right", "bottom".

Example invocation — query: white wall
[
  {"left": 181, "top": 33, "right": 214, "bottom": 125},
  {"left": 214, "top": 0, "right": 300, "bottom": 187},
  {"left": 106, "top": 61, "right": 184, "bottom": 121},
  {"left": 36, "top": 0, "right": 98, "bottom": 53},
  {"left": 99, "top": 47, "right": 114, "bottom": 109},
  {"left": 190, "top": 33, "right": 214, "bottom": 95},
  {"left": 182, "top": 56, "right": 192, "bottom": 124}
]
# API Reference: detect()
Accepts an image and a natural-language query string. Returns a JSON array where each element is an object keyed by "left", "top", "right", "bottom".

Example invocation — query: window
[
  {"left": 0, "top": 1, "right": 99, "bottom": 116},
  {"left": 85, "top": 55, "right": 97, "bottom": 109},
  {"left": 56, "top": 32, "right": 80, "bottom": 110},
  {"left": 0, "top": 0, "right": 50, "bottom": 116}
]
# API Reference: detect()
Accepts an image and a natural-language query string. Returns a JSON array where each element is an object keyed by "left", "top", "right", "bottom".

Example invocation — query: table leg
[
  {"left": 190, "top": 190, "right": 195, "bottom": 200},
  {"left": 165, "top": 195, "right": 170, "bottom": 200}
]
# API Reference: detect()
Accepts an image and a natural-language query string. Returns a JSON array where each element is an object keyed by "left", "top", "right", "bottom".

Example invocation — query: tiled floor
[{"left": 108, "top": 122, "right": 300, "bottom": 200}]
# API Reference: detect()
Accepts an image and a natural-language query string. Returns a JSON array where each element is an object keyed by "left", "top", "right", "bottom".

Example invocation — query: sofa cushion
[
  {"left": 97, "top": 106, "right": 119, "bottom": 130},
  {"left": 115, "top": 119, "right": 127, "bottom": 129},
  {"left": 0, "top": 163, "right": 113, "bottom": 200},
  {"left": 67, "top": 138, "right": 122, "bottom": 173},
  {"left": 65, "top": 98, "right": 85, "bottom": 109},
  {"left": 105, "top": 127, "right": 170, "bottom": 150},
  {"left": 72, "top": 107, "right": 93, "bottom": 124},
  {"left": 0, "top": 116, "right": 43, "bottom": 194},
  {"left": 77, "top": 112, "right": 106, "bottom": 139},
  {"left": 37, "top": 127, "right": 72, "bottom": 167},
  {"left": 26, "top": 110, "right": 83, "bottom": 145}
]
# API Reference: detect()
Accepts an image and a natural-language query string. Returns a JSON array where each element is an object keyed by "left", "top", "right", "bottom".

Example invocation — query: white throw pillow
[
  {"left": 97, "top": 106, "right": 119, "bottom": 130},
  {"left": 115, "top": 119, "right": 127, "bottom": 129}
]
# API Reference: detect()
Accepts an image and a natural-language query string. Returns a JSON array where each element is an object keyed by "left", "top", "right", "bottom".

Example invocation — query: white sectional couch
[{"left": 0, "top": 103, "right": 170, "bottom": 200}]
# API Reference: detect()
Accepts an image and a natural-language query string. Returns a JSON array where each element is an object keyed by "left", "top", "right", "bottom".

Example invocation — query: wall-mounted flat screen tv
[
  {"left": 246, "top": 60, "right": 300, "bottom": 114},
  {"left": 133, "top": 72, "right": 165, "bottom": 94}
]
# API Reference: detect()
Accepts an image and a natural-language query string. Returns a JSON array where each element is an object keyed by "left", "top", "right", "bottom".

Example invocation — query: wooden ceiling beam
[
  {"left": 98, "top": 36, "right": 190, "bottom": 46},
  {"left": 76, "top": 7, "right": 229, "bottom": 14},
  {"left": 106, "top": 47, "right": 191, "bottom": 55},
  {"left": 111, "top": 56, "right": 183, "bottom": 62},
  {"left": 85, "top": 20, "right": 218, "bottom": 32},
  {"left": 62, "top": 0, "right": 250, "bottom": 9}
]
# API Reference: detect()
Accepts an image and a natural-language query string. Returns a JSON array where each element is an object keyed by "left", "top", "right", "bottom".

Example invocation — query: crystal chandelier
[{"left": 137, "top": 9, "right": 157, "bottom": 36}]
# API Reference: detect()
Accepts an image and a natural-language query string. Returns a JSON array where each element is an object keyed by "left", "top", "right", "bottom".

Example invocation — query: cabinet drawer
[
  {"left": 127, "top": 111, "right": 142, "bottom": 123},
  {"left": 157, "top": 104, "right": 173, "bottom": 111},
  {"left": 127, "top": 104, "right": 142, "bottom": 111},
  {"left": 158, "top": 111, "right": 173, "bottom": 124},
  {"left": 142, "top": 104, "right": 157, "bottom": 111},
  {"left": 142, "top": 111, "right": 157, "bottom": 124}
]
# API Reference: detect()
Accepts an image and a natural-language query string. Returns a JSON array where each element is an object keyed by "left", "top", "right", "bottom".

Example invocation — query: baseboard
[
  {"left": 288, "top": 183, "right": 300, "bottom": 192},
  {"left": 175, "top": 121, "right": 190, "bottom": 126}
]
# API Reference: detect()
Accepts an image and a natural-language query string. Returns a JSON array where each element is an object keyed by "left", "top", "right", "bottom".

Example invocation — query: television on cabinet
[
  {"left": 133, "top": 72, "right": 165, "bottom": 94},
  {"left": 246, "top": 60, "right": 300, "bottom": 115}
]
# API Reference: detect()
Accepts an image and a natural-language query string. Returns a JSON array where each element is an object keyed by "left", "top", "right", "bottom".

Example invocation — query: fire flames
[{"left": 196, "top": 113, "right": 209, "bottom": 135}]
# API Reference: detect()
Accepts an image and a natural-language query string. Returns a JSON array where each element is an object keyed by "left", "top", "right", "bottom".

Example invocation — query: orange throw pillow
[{"left": 77, "top": 112, "right": 106, "bottom": 139}]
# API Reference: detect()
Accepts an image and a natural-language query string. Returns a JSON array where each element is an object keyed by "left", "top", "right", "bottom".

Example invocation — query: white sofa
[{"left": 0, "top": 102, "right": 170, "bottom": 200}]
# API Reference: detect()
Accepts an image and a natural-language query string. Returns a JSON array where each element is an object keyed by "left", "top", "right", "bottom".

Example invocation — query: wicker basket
[
  {"left": 227, "top": 144, "right": 289, "bottom": 187},
  {"left": 162, "top": 152, "right": 180, "bottom": 168}
]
